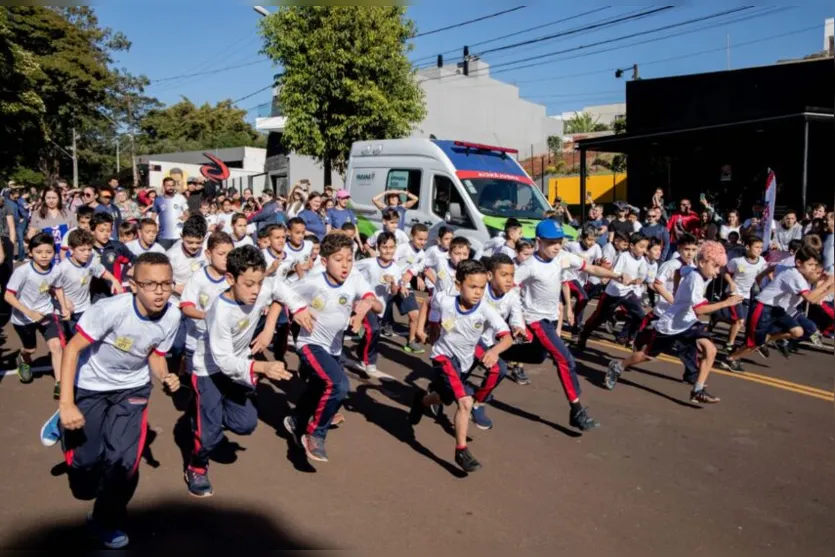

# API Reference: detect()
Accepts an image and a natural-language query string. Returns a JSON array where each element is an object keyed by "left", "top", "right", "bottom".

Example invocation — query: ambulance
[{"left": 344, "top": 139, "right": 576, "bottom": 252}]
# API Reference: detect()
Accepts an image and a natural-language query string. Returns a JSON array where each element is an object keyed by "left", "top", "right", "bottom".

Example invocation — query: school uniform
[
  {"left": 562, "top": 241, "right": 602, "bottom": 329},
  {"left": 91, "top": 240, "right": 135, "bottom": 301},
  {"left": 428, "top": 291, "right": 510, "bottom": 406},
  {"left": 354, "top": 258, "right": 405, "bottom": 366},
  {"left": 187, "top": 280, "right": 305, "bottom": 474},
  {"left": 715, "top": 256, "right": 767, "bottom": 324},
  {"left": 7, "top": 261, "right": 62, "bottom": 349},
  {"left": 745, "top": 267, "right": 815, "bottom": 348},
  {"left": 634, "top": 269, "right": 712, "bottom": 384},
  {"left": 426, "top": 256, "right": 459, "bottom": 322},
  {"left": 166, "top": 240, "right": 206, "bottom": 355},
  {"left": 125, "top": 239, "right": 165, "bottom": 258},
  {"left": 580, "top": 250, "right": 646, "bottom": 343},
  {"left": 382, "top": 242, "right": 424, "bottom": 325},
  {"left": 501, "top": 252, "right": 586, "bottom": 402},
  {"left": 55, "top": 257, "right": 108, "bottom": 339},
  {"left": 587, "top": 243, "right": 619, "bottom": 298},
  {"left": 291, "top": 272, "right": 375, "bottom": 440},
  {"left": 475, "top": 284, "right": 526, "bottom": 402},
  {"left": 62, "top": 294, "right": 180, "bottom": 531},
  {"left": 282, "top": 240, "right": 314, "bottom": 282},
  {"left": 180, "top": 267, "right": 230, "bottom": 356},
  {"left": 368, "top": 228, "right": 409, "bottom": 249},
  {"left": 423, "top": 245, "right": 448, "bottom": 293},
  {"left": 231, "top": 233, "right": 255, "bottom": 249}
]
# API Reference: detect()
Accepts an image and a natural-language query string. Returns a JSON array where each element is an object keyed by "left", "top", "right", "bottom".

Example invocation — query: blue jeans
[{"left": 294, "top": 344, "right": 349, "bottom": 439}]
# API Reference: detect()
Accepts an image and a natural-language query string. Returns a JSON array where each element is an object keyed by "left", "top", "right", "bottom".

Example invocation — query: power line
[
  {"left": 148, "top": 31, "right": 259, "bottom": 83},
  {"left": 412, "top": 6, "right": 526, "bottom": 39},
  {"left": 410, "top": 7, "right": 613, "bottom": 67},
  {"left": 149, "top": 59, "right": 271, "bottom": 84},
  {"left": 231, "top": 84, "right": 275, "bottom": 105}
]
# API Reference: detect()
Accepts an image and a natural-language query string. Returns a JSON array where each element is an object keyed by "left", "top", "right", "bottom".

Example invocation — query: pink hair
[{"left": 698, "top": 240, "right": 727, "bottom": 266}]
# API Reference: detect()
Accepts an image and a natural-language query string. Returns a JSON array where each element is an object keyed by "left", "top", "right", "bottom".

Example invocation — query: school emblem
[
  {"left": 337, "top": 294, "right": 349, "bottom": 306},
  {"left": 303, "top": 255, "right": 310, "bottom": 263},
  {"left": 198, "top": 292, "right": 210, "bottom": 308},
  {"left": 438, "top": 270, "right": 448, "bottom": 281},
  {"left": 738, "top": 264, "right": 746, "bottom": 272},
  {"left": 380, "top": 274, "right": 393, "bottom": 285},
  {"left": 107, "top": 253, "right": 115, "bottom": 264},
  {"left": 80, "top": 274, "right": 89, "bottom": 286},
  {"left": 233, "top": 318, "right": 250, "bottom": 334},
  {"left": 190, "top": 261, "right": 201, "bottom": 272},
  {"left": 441, "top": 318, "right": 455, "bottom": 332},
  {"left": 114, "top": 336, "right": 134, "bottom": 352},
  {"left": 407, "top": 256, "right": 415, "bottom": 264},
  {"left": 473, "top": 320, "right": 484, "bottom": 330},
  {"left": 311, "top": 295, "right": 326, "bottom": 310},
  {"left": 38, "top": 281, "right": 49, "bottom": 294}
]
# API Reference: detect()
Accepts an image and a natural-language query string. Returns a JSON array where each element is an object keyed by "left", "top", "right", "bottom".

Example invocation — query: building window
[{"left": 432, "top": 174, "right": 475, "bottom": 229}]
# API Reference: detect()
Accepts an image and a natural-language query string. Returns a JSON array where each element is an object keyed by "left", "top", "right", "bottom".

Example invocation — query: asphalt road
[{"left": 0, "top": 317, "right": 832, "bottom": 554}]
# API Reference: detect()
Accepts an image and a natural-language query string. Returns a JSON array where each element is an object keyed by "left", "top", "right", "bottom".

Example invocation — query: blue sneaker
[
  {"left": 40, "top": 410, "right": 61, "bottom": 447},
  {"left": 427, "top": 388, "right": 442, "bottom": 419},
  {"left": 470, "top": 403, "right": 493, "bottom": 430},
  {"left": 185, "top": 468, "right": 213, "bottom": 498},
  {"left": 283, "top": 415, "right": 302, "bottom": 447},
  {"left": 302, "top": 434, "right": 328, "bottom": 462},
  {"left": 86, "top": 512, "right": 129, "bottom": 549}
]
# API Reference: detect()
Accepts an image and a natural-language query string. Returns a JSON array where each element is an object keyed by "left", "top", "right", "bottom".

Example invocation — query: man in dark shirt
[
  {"left": 186, "top": 177, "right": 205, "bottom": 214},
  {"left": 640, "top": 206, "right": 671, "bottom": 260},
  {"left": 93, "top": 185, "right": 122, "bottom": 240},
  {"left": 608, "top": 202, "right": 634, "bottom": 241}
]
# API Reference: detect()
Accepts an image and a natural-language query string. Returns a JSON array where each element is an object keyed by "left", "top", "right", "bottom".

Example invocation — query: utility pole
[
  {"left": 72, "top": 127, "right": 79, "bottom": 189},
  {"left": 116, "top": 139, "right": 120, "bottom": 175},
  {"left": 127, "top": 96, "right": 138, "bottom": 187}
]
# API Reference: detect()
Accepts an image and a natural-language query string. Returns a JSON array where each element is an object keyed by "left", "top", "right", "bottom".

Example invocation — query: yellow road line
[{"left": 566, "top": 333, "right": 835, "bottom": 402}]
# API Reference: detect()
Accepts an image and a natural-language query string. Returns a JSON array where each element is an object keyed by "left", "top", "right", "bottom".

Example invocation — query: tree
[
  {"left": 137, "top": 99, "right": 265, "bottom": 155},
  {"left": 547, "top": 135, "right": 563, "bottom": 157},
  {"left": 612, "top": 115, "right": 627, "bottom": 135},
  {"left": 260, "top": 6, "right": 426, "bottom": 184},
  {"left": 564, "top": 111, "right": 610, "bottom": 134}
]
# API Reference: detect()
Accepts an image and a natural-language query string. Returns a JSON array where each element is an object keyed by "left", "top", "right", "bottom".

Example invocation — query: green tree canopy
[
  {"left": 260, "top": 6, "right": 426, "bottom": 184},
  {"left": 564, "top": 111, "right": 610, "bottom": 134},
  {"left": 137, "top": 99, "right": 265, "bottom": 155}
]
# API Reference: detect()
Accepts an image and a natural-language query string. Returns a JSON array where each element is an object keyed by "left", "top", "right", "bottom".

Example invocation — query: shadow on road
[
  {"left": 488, "top": 399, "right": 582, "bottom": 438},
  {"left": 1, "top": 499, "right": 322, "bottom": 550}
]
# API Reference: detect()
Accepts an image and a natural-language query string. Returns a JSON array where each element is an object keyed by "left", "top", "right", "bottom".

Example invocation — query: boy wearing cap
[
  {"left": 327, "top": 190, "right": 357, "bottom": 232},
  {"left": 500, "top": 220, "right": 623, "bottom": 431}
]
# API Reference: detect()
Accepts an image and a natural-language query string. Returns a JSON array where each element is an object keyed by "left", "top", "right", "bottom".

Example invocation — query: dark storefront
[{"left": 577, "top": 57, "right": 834, "bottom": 222}]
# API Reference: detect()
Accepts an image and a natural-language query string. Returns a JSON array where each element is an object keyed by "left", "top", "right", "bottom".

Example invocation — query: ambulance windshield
[{"left": 461, "top": 177, "right": 551, "bottom": 220}]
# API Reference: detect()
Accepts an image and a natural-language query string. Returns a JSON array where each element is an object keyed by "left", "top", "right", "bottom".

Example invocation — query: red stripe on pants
[
  {"left": 582, "top": 293, "right": 608, "bottom": 336},
  {"left": 435, "top": 356, "right": 467, "bottom": 401},
  {"left": 567, "top": 280, "right": 589, "bottom": 316},
  {"left": 302, "top": 346, "right": 334, "bottom": 436},
  {"left": 131, "top": 406, "right": 149, "bottom": 477},
  {"left": 362, "top": 316, "right": 373, "bottom": 365},
  {"left": 745, "top": 302, "right": 765, "bottom": 349},
  {"left": 472, "top": 344, "right": 500, "bottom": 403},
  {"left": 189, "top": 374, "right": 205, "bottom": 473},
  {"left": 530, "top": 321, "right": 578, "bottom": 402}
]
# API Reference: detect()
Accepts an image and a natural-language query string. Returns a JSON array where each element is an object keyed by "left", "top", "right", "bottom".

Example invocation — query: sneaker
[
  {"left": 690, "top": 388, "right": 721, "bottom": 404},
  {"left": 86, "top": 512, "right": 130, "bottom": 549},
  {"left": 575, "top": 336, "right": 587, "bottom": 351},
  {"left": 605, "top": 360, "right": 622, "bottom": 390},
  {"left": 348, "top": 360, "right": 368, "bottom": 374},
  {"left": 569, "top": 406, "right": 600, "bottom": 431},
  {"left": 364, "top": 364, "right": 385, "bottom": 379},
  {"left": 409, "top": 390, "right": 427, "bottom": 426},
  {"left": 756, "top": 345, "right": 770, "bottom": 359},
  {"left": 718, "top": 358, "right": 744, "bottom": 373},
  {"left": 511, "top": 366, "right": 531, "bottom": 386},
  {"left": 723, "top": 343, "right": 735, "bottom": 354},
  {"left": 301, "top": 435, "right": 328, "bottom": 462},
  {"left": 454, "top": 446, "right": 482, "bottom": 473},
  {"left": 426, "top": 389, "right": 442, "bottom": 418},
  {"left": 810, "top": 332, "right": 823, "bottom": 348},
  {"left": 53, "top": 381, "right": 61, "bottom": 400},
  {"left": 39, "top": 410, "right": 61, "bottom": 447},
  {"left": 283, "top": 415, "right": 302, "bottom": 447},
  {"left": 776, "top": 340, "right": 791, "bottom": 359},
  {"left": 184, "top": 468, "right": 214, "bottom": 498},
  {"left": 17, "top": 356, "right": 32, "bottom": 384},
  {"left": 604, "top": 320, "right": 614, "bottom": 335},
  {"left": 381, "top": 324, "right": 394, "bottom": 338},
  {"left": 707, "top": 316, "right": 717, "bottom": 333},
  {"left": 470, "top": 404, "right": 493, "bottom": 430},
  {"left": 403, "top": 341, "right": 426, "bottom": 355},
  {"left": 330, "top": 412, "right": 345, "bottom": 428}
]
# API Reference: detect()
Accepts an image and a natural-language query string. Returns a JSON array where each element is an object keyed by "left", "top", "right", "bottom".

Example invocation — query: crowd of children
[{"left": 2, "top": 188, "right": 832, "bottom": 549}]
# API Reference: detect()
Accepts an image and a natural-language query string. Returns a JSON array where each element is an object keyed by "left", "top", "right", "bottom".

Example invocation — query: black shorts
[{"left": 13, "top": 317, "right": 60, "bottom": 350}]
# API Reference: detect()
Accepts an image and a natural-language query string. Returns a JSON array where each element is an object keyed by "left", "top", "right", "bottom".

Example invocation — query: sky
[{"left": 94, "top": 1, "right": 834, "bottom": 122}]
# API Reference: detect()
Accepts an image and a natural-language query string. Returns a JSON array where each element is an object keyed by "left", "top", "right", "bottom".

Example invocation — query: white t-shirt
[
  {"left": 153, "top": 194, "right": 189, "bottom": 240},
  {"left": 55, "top": 257, "right": 107, "bottom": 314},
  {"left": 74, "top": 294, "right": 180, "bottom": 391},
  {"left": 7, "top": 262, "right": 62, "bottom": 326},
  {"left": 654, "top": 269, "right": 709, "bottom": 336},
  {"left": 726, "top": 256, "right": 767, "bottom": 298},
  {"left": 395, "top": 243, "right": 426, "bottom": 276},
  {"left": 355, "top": 258, "right": 405, "bottom": 317},
  {"left": 282, "top": 240, "right": 314, "bottom": 282},
  {"left": 195, "top": 281, "right": 305, "bottom": 381},
  {"left": 167, "top": 241, "right": 206, "bottom": 304},
  {"left": 232, "top": 233, "right": 255, "bottom": 249},
  {"left": 368, "top": 229, "right": 409, "bottom": 248},
  {"left": 482, "top": 284, "right": 525, "bottom": 346},
  {"left": 292, "top": 271, "right": 375, "bottom": 356},
  {"left": 216, "top": 211, "right": 236, "bottom": 234},
  {"left": 495, "top": 244, "right": 518, "bottom": 260},
  {"left": 424, "top": 245, "right": 448, "bottom": 270},
  {"left": 590, "top": 243, "right": 619, "bottom": 285},
  {"left": 180, "top": 267, "right": 230, "bottom": 353},
  {"left": 642, "top": 260, "right": 659, "bottom": 296},
  {"left": 429, "top": 256, "right": 458, "bottom": 297},
  {"left": 563, "top": 241, "right": 602, "bottom": 284},
  {"left": 515, "top": 251, "right": 585, "bottom": 324},
  {"left": 756, "top": 267, "right": 810, "bottom": 311},
  {"left": 126, "top": 239, "right": 166, "bottom": 257},
  {"left": 262, "top": 247, "right": 286, "bottom": 278},
  {"left": 429, "top": 291, "right": 510, "bottom": 371},
  {"left": 719, "top": 225, "right": 740, "bottom": 241},
  {"left": 605, "top": 251, "right": 646, "bottom": 297},
  {"left": 653, "top": 258, "right": 695, "bottom": 317},
  {"left": 474, "top": 234, "right": 505, "bottom": 260}
]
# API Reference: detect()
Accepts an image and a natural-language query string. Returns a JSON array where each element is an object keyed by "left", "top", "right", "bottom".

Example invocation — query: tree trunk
[{"left": 323, "top": 157, "right": 332, "bottom": 187}]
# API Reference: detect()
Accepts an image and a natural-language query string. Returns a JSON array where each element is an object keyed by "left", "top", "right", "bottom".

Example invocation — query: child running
[
  {"left": 720, "top": 246, "right": 833, "bottom": 372},
  {"left": 185, "top": 245, "right": 312, "bottom": 497},
  {"left": 4, "top": 231, "right": 70, "bottom": 385},
  {"left": 89, "top": 213, "right": 135, "bottom": 302},
  {"left": 57, "top": 253, "right": 182, "bottom": 549},
  {"left": 60, "top": 205, "right": 94, "bottom": 260},
  {"left": 410, "top": 259, "right": 513, "bottom": 473},
  {"left": 562, "top": 228, "right": 603, "bottom": 338},
  {"left": 126, "top": 218, "right": 165, "bottom": 257},
  {"left": 284, "top": 233, "right": 382, "bottom": 463},
  {"left": 501, "top": 220, "right": 622, "bottom": 431},
  {"left": 606, "top": 241, "right": 737, "bottom": 403},
  {"left": 393, "top": 223, "right": 429, "bottom": 354},
  {"left": 230, "top": 213, "right": 255, "bottom": 248},
  {"left": 367, "top": 208, "right": 410, "bottom": 253}
]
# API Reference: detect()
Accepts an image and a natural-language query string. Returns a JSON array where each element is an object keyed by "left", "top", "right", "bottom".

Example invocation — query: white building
[
  {"left": 553, "top": 103, "right": 626, "bottom": 130},
  {"left": 825, "top": 17, "right": 834, "bottom": 55},
  {"left": 256, "top": 57, "right": 563, "bottom": 194},
  {"left": 136, "top": 147, "right": 271, "bottom": 194}
]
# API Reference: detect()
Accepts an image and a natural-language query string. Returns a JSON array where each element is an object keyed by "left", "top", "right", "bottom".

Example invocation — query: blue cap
[{"left": 535, "top": 219, "right": 565, "bottom": 240}]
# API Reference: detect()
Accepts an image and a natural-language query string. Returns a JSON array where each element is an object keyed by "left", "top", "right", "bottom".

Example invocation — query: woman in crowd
[
  {"left": 115, "top": 187, "right": 142, "bottom": 223},
  {"left": 286, "top": 184, "right": 308, "bottom": 218},
  {"left": 26, "top": 185, "right": 77, "bottom": 258},
  {"left": 719, "top": 210, "right": 741, "bottom": 241},
  {"left": 298, "top": 191, "right": 327, "bottom": 240}
]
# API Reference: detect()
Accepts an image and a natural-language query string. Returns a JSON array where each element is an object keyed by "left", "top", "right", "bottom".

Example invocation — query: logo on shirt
[
  {"left": 473, "top": 319, "right": 484, "bottom": 330},
  {"left": 190, "top": 261, "right": 201, "bottom": 272},
  {"left": 233, "top": 318, "right": 250, "bottom": 335},
  {"left": 337, "top": 294, "right": 349, "bottom": 306},
  {"left": 302, "top": 255, "right": 310, "bottom": 263},
  {"left": 441, "top": 318, "right": 455, "bottom": 332},
  {"left": 106, "top": 253, "right": 115, "bottom": 264},
  {"left": 438, "top": 270, "right": 448, "bottom": 281},
  {"left": 198, "top": 292, "right": 210, "bottom": 308},
  {"left": 311, "top": 295, "right": 326, "bottom": 310},
  {"left": 38, "top": 281, "right": 49, "bottom": 294},
  {"left": 113, "top": 336, "right": 134, "bottom": 352}
]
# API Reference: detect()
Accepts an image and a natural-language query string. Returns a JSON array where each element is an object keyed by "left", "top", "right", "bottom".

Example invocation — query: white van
[{"left": 345, "top": 139, "right": 569, "bottom": 252}]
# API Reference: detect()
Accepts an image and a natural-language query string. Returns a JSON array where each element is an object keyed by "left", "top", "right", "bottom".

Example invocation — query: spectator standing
[
  {"left": 248, "top": 189, "right": 285, "bottom": 233},
  {"left": 771, "top": 210, "right": 803, "bottom": 252},
  {"left": 608, "top": 202, "right": 634, "bottom": 240},
  {"left": 81, "top": 185, "right": 100, "bottom": 211},
  {"left": 641, "top": 207, "right": 671, "bottom": 260},
  {"left": 372, "top": 190, "right": 418, "bottom": 230},
  {"left": 666, "top": 198, "right": 700, "bottom": 247},
  {"left": 719, "top": 210, "right": 741, "bottom": 240},
  {"left": 803, "top": 203, "right": 826, "bottom": 234},
  {"left": 327, "top": 190, "right": 357, "bottom": 232},
  {"left": 698, "top": 209, "right": 719, "bottom": 241},
  {"left": 286, "top": 184, "right": 308, "bottom": 218},
  {"left": 186, "top": 177, "right": 206, "bottom": 214},
  {"left": 115, "top": 187, "right": 141, "bottom": 223},
  {"left": 298, "top": 192, "right": 327, "bottom": 241},
  {"left": 651, "top": 187, "right": 667, "bottom": 220},
  {"left": 27, "top": 185, "right": 77, "bottom": 260},
  {"left": 152, "top": 177, "right": 189, "bottom": 249},
  {"left": 94, "top": 185, "right": 122, "bottom": 240},
  {"left": 0, "top": 194, "right": 16, "bottom": 328}
]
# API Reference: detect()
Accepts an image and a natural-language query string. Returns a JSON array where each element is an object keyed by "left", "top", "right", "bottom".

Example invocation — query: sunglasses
[{"left": 100, "top": 195, "right": 112, "bottom": 201}]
